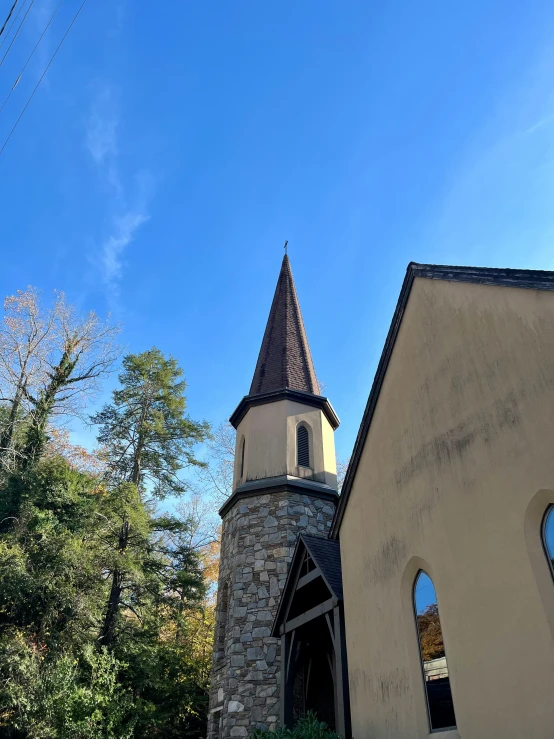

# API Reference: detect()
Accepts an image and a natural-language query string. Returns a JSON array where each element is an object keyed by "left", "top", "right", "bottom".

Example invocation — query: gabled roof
[
  {"left": 330, "top": 261, "right": 554, "bottom": 539},
  {"left": 250, "top": 255, "right": 319, "bottom": 395},
  {"left": 272, "top": 533, "right": 343, "bottom": 636},
  {"left": 301, "top": 534, "right": 343, "bottom": 600}
]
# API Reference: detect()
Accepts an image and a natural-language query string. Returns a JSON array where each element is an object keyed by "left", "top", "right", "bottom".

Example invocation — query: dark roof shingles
[
  {"left": 250, "top": 255, "right": 319, "bottom": 395},
  {"left": 301, "top": 534, "right": 343, "bottom": 601}
]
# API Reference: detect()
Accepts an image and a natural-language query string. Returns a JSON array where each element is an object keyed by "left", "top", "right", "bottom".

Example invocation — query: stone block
[
  {"left": 230, "top": 656, "right": 245, "bottom": 667},
  {"left": 230, "top": 727, "right": 247, "bottom": 736},
  {"left": 228, "top": 700, "right": 244, "bottom": 712},
  {"left": 252, "top": 627, "right": 271, "bottom": 637},
  {"left": 247, "top": 646, "right": 264, "bottom": 660},
  {"left": 256, "top": 685, "right": 276, "bottom": 698}
]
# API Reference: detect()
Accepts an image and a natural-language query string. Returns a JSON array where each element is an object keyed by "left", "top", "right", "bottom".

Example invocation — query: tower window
[
  {"left": 240, "top": 437, "right": 245, "bottom": 479},
  {"left": 297, "top": 424, "right": 310, "bottom": 468},
  {"left": 542, "top": 506, "right": 554, "bottom": 579},
  {"left": 414, "top": 571, "right": 456, "bottom": 731}
]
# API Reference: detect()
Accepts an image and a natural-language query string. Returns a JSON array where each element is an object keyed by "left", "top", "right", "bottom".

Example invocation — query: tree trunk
[
  {"left": 99, "top": 520, "right": 129, "bottom": 647},
  {"left": 0, "top": 387, "right": 23, "bottom": 464},
  {"left": 20, "top": 349, "right": 78, "bottom": 469}
]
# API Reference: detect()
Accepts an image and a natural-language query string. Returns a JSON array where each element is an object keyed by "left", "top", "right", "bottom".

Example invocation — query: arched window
[
  {"left": 240, "top": 437, "right": 245, "bottom": 479},
  {"left": 215, "top": 582, "right": 229, "bottom": 666},
  {"left": 297, "top": 424, "right": 310, "bottom": 468},
  {"left": 414, "top": 571, "right": 456, "bottom": 731},
  {"left": 542, "top": 506, "right": 554, "bottom": 579}
]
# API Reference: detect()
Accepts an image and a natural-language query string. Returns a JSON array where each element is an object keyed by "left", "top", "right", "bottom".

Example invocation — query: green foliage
[
  {"left": 0, "top": 348, "right": 215, "bottom": 738},
  {"left": 91, "top": 349, "right": 210, "bottom": 498},
  {"left": 0, "top": 632, "right": 135, "bottom": 738},
  {"left": 249, "top": 713, "right": 341, "bottom": 739}
]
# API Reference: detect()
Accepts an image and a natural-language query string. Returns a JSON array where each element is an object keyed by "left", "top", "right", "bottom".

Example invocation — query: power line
[
  {"left": 0, "top": 0, "right": 88, "bottom": 158},
  {"left": 0, "top": 0, "right": 36, "bottom": 68},
  {"left": 0, "top": 0, "right": 19, "bottom": 38},
  {"left": 0, "top": 0, "right": 27, "bottom": 51},
  {"left": 0, "top": 0, "right": 64, "bottom": 116}
]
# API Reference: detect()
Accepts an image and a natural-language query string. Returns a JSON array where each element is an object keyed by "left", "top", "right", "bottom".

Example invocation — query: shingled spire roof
[{"left": 249, "top": 255, "right": 320, "bottom": 395}]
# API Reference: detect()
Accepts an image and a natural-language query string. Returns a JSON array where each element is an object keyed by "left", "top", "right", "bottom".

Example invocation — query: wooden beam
[
  {"left": 296, "top": 567, "right": 322, "bottom": 590},
  {"left": 286, "top": 629, "right": 296, "bottom": 681},
  {"left": 333, "top": 605, "right": 352, "bottom": 739},
  {"left": 325, "top": 612, "right": 336, "bottom": 650},
  {"left": 282, "top": 597, "right": 337, "bottom": 633}
]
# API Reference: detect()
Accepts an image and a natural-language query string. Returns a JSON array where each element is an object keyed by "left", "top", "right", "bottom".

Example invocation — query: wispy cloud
[{"left": 85, "top": 84, "right": 151, "bottom": 305}]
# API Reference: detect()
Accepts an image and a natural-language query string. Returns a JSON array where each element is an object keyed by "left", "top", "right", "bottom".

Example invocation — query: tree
[
  {"left": 417, "top": 604, "right": 445, "bottom": 662},
  {"left": 336, "top": 457, "right": 350, "bottom": 493},
  {"left": 194, "top": 421, "right": 235, "bottom": 505},
  {"left": 92, "top": 349, "right": 210, "bottom": 499},
  {"left": 92, "top": 349, "right": 210, "bottom": 647},
  {"left": 0, "top": 287, "right": 119, "bottom": 471},
  {"left": 0, "top": 288, "right": 57, "bottom": 470},
  {"left": 20, "top": 297, "right": 119, "bottom": 468}
]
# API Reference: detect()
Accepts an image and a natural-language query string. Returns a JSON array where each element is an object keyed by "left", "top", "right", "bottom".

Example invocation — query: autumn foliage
[{"left": 417, "top": 604, "right": 446, "bottom": 662}]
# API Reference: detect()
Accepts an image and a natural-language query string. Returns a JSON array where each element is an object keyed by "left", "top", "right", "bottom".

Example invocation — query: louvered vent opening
[
  {"left": 297, "top": 425, "right": 310, "bottom": 467},
  {"left": 240, "top": 437, "right": 245, "bottom": 478}
]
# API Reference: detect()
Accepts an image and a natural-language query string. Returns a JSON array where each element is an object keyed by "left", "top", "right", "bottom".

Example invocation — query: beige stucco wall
[
  {"left": 233, "top": 399, "right": 337, "bottom": 490},
  {"left": 340, "top": 277, "right": 554, "bottom": 739}
]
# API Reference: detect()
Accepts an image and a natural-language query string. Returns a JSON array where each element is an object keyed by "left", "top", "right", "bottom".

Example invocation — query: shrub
[{"left": 249, "top": 712, "right": 341, "bottom": 739}]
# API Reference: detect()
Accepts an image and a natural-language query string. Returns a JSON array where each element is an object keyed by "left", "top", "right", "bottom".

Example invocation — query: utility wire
[
  {"left": 0, "top": 0, "right": 88, "bottom": 157},
  {"left": 0, "top": 0, "right": 27, "bottom": 51},
  {"left": 0, "top": 0, "right": 36, "bottom": 68},
  {"left": 0, "top": 0, "right": 19, "bottom": 38},
  {"left": 0, "top": 0, "right": 64, "bottom": 115}
]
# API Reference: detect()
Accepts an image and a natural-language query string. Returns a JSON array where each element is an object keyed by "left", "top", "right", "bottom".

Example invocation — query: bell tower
[{"left": 208, "top": 255, "right": 340, "bottom": 739}]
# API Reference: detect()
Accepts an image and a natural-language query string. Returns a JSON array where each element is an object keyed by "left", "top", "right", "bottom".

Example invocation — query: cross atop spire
[{"left": 249, "top": 254, "right": 320, "bottom": 396}]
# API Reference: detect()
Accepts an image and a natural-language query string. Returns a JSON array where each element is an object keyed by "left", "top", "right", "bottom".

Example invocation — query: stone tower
[{"left": 207, "top": 255, "right": 340, "bottom": 739}]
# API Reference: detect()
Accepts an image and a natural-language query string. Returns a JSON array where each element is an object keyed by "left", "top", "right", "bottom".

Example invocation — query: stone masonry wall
[{"left": 207, "top": 491, "right": 336, "bottom": 739}]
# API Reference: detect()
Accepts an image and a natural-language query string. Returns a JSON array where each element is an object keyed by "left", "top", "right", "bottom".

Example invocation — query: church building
[{"left": 209, "top": 257, "right": 554, "bottom": 739}]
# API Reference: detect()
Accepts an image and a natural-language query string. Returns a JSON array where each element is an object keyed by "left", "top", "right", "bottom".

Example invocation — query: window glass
[
  {"left": 414, "top": 571, "right": 456, "bottom": 731},
  {"left": 543, "top": 506, "right": 554, "bottom": 577}
]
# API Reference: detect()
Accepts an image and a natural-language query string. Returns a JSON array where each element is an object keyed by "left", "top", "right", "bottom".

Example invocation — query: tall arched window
[
  {"left": 215, "top": 582, "right": 229, "bottom": 666},
  {"left": 240, "top": 437, "right": 245, "bottom": 479},
  {"left": 297, "top": 424, "right": 310, "bottom": 468},
  {"left": 414, "top": 571, "right": 456, "bottom": 731},
  {"left": 542, "top": 506, "right": 554, "bottom": 579}
]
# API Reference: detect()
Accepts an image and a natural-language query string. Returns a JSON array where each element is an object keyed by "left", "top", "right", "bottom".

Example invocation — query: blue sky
[{"left": 1, "top": 0, "right": 554, "bottom": 465}]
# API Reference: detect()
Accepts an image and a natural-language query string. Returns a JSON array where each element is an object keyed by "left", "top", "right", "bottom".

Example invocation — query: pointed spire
[{"left": 250, "top": 255, "right": 320, "bottom": 396}]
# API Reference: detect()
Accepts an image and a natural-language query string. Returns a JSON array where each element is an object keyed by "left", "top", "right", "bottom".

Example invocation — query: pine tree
[
  {"left": 91, "top": 349, "right": 210, "bottom": 647},
  {"left": 92, "top": 349, "right": 209, "bottom": 499}
]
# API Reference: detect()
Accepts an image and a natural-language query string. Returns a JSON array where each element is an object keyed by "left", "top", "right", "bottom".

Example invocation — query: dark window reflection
[
  {"left": 414, "top": 571, "right": 456, "bottom": 731},
  {"left": 543, "top": 506, "right": 554, "bottom": 578}
]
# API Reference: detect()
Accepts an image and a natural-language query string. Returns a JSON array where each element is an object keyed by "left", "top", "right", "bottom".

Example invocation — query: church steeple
[
  {"left": 208, "top": 253, "right": 340, "bottom": 739},
  {"left": 250, "top": 255, "right": 319, "bottom": 395}
]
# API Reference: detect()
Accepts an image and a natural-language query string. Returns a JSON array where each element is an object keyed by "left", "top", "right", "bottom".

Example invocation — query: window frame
[
  {"left": 296, "top": 422, "right": 311, "bottom": 469},
  {"left": 412, "top": 570, "right": 457, "bottom": 733},
  {"left": 541, "top": 504, "right": 554, "bottom": 581}
]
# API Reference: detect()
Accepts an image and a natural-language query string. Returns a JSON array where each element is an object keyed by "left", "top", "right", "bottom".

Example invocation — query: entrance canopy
[{"left": 272, "top": 535, "right": 350, "bottom": 738}]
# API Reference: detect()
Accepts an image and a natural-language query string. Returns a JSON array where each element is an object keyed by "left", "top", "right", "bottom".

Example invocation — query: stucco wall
[
  {"left": 234, "top": 400, "right": 337, "bottom": 489},
  {"left": 340, "top": 277, "right": 554, "bottom": 739}
]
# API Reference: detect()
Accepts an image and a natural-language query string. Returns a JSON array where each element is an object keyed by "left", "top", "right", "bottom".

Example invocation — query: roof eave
[
  {"left": 329, "top": 260, "right": 554, "bottom": 539},
  {"left": 229, "top": 387, "right": 340, "bottom": 430}
]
